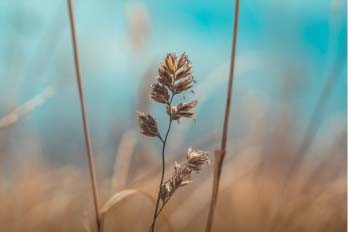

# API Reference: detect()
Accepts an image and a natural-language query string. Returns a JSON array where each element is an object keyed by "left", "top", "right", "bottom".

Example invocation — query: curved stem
[
  {"left": 149, "top": 95, "right": 175, "bottom": 232},
  {"left": 158, "top": 134, "right": 165, "bottom": 144}
]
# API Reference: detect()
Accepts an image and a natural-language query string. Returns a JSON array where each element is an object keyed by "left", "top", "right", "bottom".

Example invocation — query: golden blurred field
[{"left": 0, "top": 114, "right": 345, "bottom": 231}]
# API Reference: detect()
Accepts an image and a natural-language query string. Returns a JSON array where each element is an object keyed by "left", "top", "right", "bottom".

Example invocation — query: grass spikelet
[{"left": 159, "top": 148, "right": 210, "bottom": 207}]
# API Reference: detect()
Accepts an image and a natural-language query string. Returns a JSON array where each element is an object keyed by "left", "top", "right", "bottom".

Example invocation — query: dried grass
[
  {"left": 0, "top": 121, "right": 345, "bottom": 232},
  {"left": 206, "top": 0, "right": 240, "bottom": 231},
  {"left": 0, "top": 87, "right": 54, "bottom": 129},
  {"left": 136, "top": 52, "right": 210, "bottom": 232},
  {"left": 67, "top": 0, "right": 101, "bottom": 230}
]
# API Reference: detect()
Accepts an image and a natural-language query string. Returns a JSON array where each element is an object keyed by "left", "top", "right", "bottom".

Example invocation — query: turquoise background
[{"left": 0, "top": 0, "right": 346, "bottom": 166}]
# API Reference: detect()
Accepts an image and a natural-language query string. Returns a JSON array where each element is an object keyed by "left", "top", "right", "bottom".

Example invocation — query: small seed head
[
  {"left": 165, "top": 53, "right": 177, "bottom": 74},
  {"left": 160, "top": 148, "right": 210, "bottom": 203},
  {"left": 168, "top": 100, "right": 197, "bottom": 121},
  {"left": 150, "top": 83, "right": 170, "bottom": 104},
  {"left": 136, "top": 111, "right": 159, "bottom": 137}
]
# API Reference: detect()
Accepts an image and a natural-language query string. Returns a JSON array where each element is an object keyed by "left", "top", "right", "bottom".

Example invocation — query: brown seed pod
[
  {"left": 156, "top": 52, "right": 195, "bottom": 96},
  {"left": 136, "top": 111, "right": 159, "bottom": 137},
  {"left": 160, "top": 148, "right": 210, "bottom": 203},
  {"left": 157, "top": 65, "right": 173, "bottom": 89},
  {"left": 165, "top": 53, "right": 177, "bottom": 74},
  {"left": 175, "top": 60, "right": 192, "bottom": 81},
  {"left": 168, "top": 100, "right": 198, "bottom": 121},
  {"left": 174, "top": 77, "right": 194, "bottom": 94},
  {"left": 186, "top": 147, "right": 211, "bottom": 171},
  {"left": 150, "top": 83, "right": 170, "bottom": 104},
  {"left": 177, "top": 52, "right": 188, "bottom": 70}
]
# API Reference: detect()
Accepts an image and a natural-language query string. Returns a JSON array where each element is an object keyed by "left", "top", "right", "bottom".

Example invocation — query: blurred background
[{"left": 0, "top": 0, "right": 346, "bottom": 231}]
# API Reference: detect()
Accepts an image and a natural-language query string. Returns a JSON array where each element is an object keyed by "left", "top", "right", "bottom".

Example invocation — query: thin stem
[
  {"left": 158, "top": 134, "right": 165, "bottom": 144},
  {"left": 67, "top": 0, "right": 102, "bottom": 231},
  {"left": 148, "top": 197, "right": 170, "bottom": 231},
  {"left": 156, "top": 199, "right": 169, "bottom": 218},
  {"left": 205, "top": 0, "right": 240, "bottom": 231},
  {"left": 149, "top": 95, "right": 175, "bottom": 232}
]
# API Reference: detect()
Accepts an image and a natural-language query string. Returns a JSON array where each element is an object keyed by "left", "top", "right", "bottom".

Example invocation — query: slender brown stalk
[
  {"left": 205, "top": 0, "right": 240, "bottom": 231},
  {"left": 67, "top": 0, "right": 102, "bottom": 231},
  {"left": 150, "top": 95, "right": 174, "bottom": 232}
]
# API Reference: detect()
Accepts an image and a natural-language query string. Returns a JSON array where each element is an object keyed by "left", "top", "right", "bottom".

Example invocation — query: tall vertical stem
[
  {"left": 67, "top": 0, "right": 102, "bottom": 231},
  {"left": 205, "top": 0, "right": 240, "bottom": 231}
]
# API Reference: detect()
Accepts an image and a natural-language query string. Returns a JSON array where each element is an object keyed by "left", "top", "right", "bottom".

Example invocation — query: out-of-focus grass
[
  {"left": 0, "top": 118, "right": 345, "bottom": 232},
  {"left": 0, "top": 1, "right": 346, "bottom": 231}
]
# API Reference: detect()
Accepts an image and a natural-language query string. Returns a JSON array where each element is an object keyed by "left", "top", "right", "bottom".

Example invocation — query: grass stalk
[
  {"left": 66, "top": 0, "right": 102, "bottom": 231},
  {"left": 137, "top": 53, "right": 205, "bottom": 231},
  {"left": 149, "top": 95, "right": 174, "bottom": 232},
  {"left": 205, "top": 0, "right": 240, "bottom": 231}
]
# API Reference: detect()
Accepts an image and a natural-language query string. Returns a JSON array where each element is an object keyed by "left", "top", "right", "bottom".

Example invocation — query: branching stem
[{"left": 149, "top": 94, "right": 175, "bottom": 232}]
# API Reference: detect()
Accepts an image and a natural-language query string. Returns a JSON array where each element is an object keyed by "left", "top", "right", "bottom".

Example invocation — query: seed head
[
  {"left": 168, "top": 100, "right": 198, "bottom": 121},
  {"left": 165, "top": 53, "right": 177, "bottom": 74},
  {"left": 136, "top": 111, "right": 159, "bottom": 137},
  {"left": 157, "top": 65, "right": 173, "bottom": 89},
  {"left": 174, "top": 76, "right": 194, "bottom": 94},
  {"left": 187, "top": 147, "right": 211, "bottom": 171},
  {"left": 177, "top": 52, "right": 188, "bottom": 70},
  {"left": 150, "top": 83, "right": 170, "bottom": 104},
  {"left": 156, "top": 52, "right": 195, "bottom": 95},
  {"left": 176, "top": 59, "right": 191, "bottom": 82},
  {"left": 160, "top": 147, "right": 210, "bottom": 203}
]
